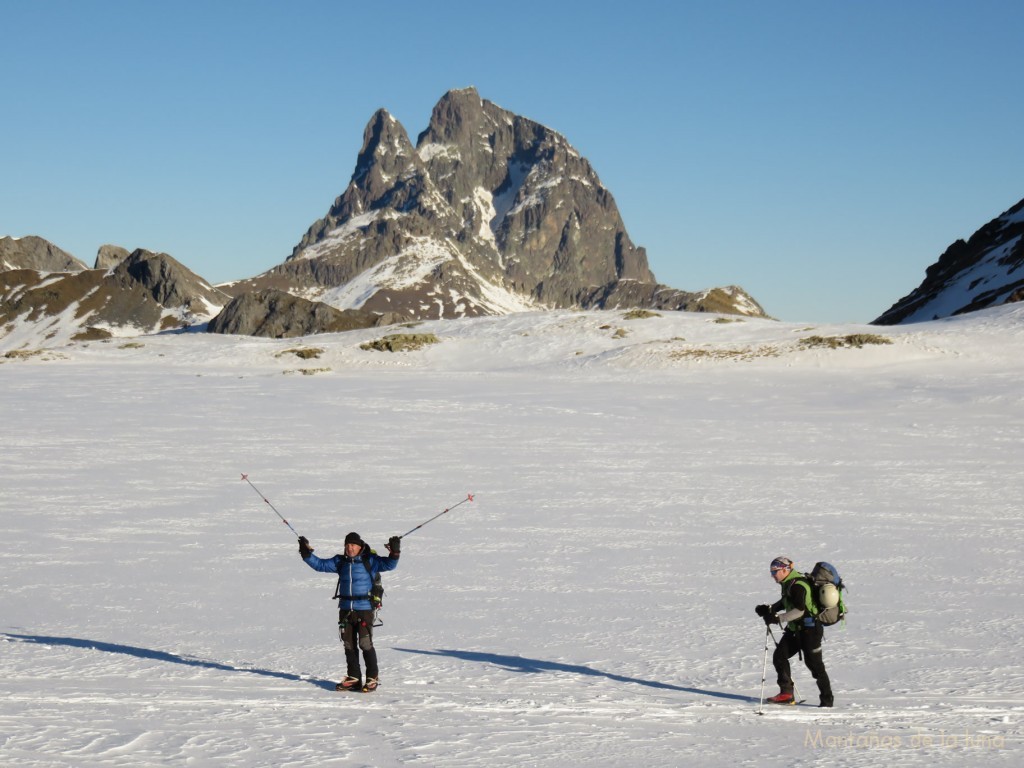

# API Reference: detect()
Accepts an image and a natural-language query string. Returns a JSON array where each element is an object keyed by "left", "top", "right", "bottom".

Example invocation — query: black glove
[
  {"left": 386, "top": 536, "right": 401, "bottom": 556},
  {"left": 298, "top": 536, "right": 313, "bottom": 559},
  {"left": 755, "top": 604, "right": 771, "bottom": 618},
  {"left": 762, "top": 612, "right": 779, "bottom": 626}
]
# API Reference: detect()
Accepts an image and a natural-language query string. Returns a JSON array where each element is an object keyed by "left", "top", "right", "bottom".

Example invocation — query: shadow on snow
[
  {"left": 2, "top": 633, "right": 336, "bottom": 692},
  {"left": 395, "top": 647, "right": 753, "bottom": 703}
]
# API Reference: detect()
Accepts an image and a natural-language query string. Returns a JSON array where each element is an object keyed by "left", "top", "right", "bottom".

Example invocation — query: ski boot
[{"left": 335, "top": 676, "right": 361, "bottom": 691}]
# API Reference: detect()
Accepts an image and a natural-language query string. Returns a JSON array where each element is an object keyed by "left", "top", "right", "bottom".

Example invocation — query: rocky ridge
[{"left": 0, "top": 248, "right": 229, "bottom": 346}]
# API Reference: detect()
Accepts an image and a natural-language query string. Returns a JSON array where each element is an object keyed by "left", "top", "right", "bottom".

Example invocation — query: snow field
[{"left": 1, "top": 308, "right": 1022, "bottom": 766}]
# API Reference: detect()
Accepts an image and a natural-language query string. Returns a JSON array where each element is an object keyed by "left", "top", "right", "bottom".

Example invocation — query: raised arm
[{"left": 298, "top": 537, "right": 339, "bottom": 573}]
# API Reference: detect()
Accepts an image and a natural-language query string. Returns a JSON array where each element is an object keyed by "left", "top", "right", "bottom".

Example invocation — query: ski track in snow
[{"left": 1, "top": 308, "right": 1022, "bottom": 766}]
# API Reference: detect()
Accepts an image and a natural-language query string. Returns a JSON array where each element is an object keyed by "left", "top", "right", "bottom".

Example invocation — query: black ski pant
[
  {"left": 773, "top": 623, "right": 832, "bottom": 701},
  {"left": 339, "top": 609, "right": 378, "bottom": 681}
]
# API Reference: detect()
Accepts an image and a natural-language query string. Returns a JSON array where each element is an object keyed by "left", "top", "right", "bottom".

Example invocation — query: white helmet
[{"left": 818, "top": 583, "right": 840, "bottom": 609}]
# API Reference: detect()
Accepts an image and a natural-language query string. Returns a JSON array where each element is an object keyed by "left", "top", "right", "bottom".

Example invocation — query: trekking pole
[
  {"left": 400, "top": 494, "right": 474, "bottom": 539},
  {"left": 757, "top": 626, "right": 771, "bottom": 715},
  {"left": 241, "top": 474, "right": 303, "bottom": 540}
]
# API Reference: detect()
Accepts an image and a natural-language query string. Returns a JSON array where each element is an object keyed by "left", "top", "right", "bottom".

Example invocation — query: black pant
[
  {"left": 339, "top": 610, "right": 378, "bottom": 680},
  {"left": 773, "top": 623, "right": 832, "bottom": 701}
]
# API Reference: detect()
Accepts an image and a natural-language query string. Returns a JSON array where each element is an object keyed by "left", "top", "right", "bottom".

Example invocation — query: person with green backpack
[{"left": 755, "top": 556, "right": 835, "bottom": 707}]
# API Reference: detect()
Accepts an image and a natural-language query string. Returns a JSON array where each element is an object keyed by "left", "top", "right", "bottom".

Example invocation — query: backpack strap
[
  {"left": 361, "top": 550, "right": 375, "bottom": 578},
  {"left": 783, "top": 575, "right": 819, "bottom": 629},
  {"left": 793, "top": 576, "right": 818, "bottom": 616},
  {"left": 362, "top": 549, "right": 384, "bottom": 623}
]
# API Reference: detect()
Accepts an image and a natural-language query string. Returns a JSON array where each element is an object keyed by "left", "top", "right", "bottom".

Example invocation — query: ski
[
  {"left": 757, "top": 698, "right": 807, "bottom": 714},
  {"left": 759, "top": 698, "right": 806, "bottom": 709}
]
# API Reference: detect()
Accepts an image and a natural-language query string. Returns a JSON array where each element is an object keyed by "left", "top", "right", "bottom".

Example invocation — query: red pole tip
[
  {"left": 241, "top": 473, "right": 248, "bottom": 480},
  {"left": 468, "top": 494, "right": 474, "bottom": 501}
]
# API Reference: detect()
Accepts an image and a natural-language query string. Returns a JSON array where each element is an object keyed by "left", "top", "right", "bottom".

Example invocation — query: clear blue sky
[{"left": 3, "top": 1, "right": 1022, "bottom": 323}]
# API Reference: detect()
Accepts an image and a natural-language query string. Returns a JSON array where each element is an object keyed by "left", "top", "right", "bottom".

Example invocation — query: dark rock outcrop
[{"left": 207, "top": 289, "right": 398, "bottom": 338}]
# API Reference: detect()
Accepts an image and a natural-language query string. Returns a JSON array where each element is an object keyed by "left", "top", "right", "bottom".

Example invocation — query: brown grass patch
[
  {"left": 798, "top": 334, "right": 893, "bottom": 349},
  {"left": 360, "top": 333, "right": 440, "bottom": 352}
]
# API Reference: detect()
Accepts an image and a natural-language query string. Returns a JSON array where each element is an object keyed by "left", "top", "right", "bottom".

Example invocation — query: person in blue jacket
[{"left": 299, "top": 531, "right": 400, "bottom": 692}]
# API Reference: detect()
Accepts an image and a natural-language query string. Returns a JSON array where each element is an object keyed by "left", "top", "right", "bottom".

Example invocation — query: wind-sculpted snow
[{"left": 1, "top": 307, "right": 1021, "bottom": 766}]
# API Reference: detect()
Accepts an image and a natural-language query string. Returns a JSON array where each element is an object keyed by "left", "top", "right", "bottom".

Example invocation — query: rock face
[
  {"left": 0, "top": 236, "right": 88, "bottom": 272},
  {"left": 207, "top": 289, "right": 398, "bottom": 338},
  {"left": 874, "top": 197, "right": 1024, "bottom": 324},
  {"left": 228, "top": 87, "right": 765, "bottom": 320}
]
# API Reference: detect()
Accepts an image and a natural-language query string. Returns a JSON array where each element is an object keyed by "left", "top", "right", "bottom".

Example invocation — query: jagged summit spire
[{"left": 354, "top": 109, "right": 415, "bottom": 184}]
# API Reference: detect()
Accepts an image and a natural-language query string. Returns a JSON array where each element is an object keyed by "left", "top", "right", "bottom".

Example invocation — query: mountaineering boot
[
  {"left": 335, "top": 676, "right": 361, "bottom": 691},
  {"left": 362, "top": 677, "right": 379, "bottom": 692},
  {"left": 767, "top": 691, "right": 795, "bottom": 705},
  {"left": 819, "top": 695, "right": 834, "bottom": 708}
]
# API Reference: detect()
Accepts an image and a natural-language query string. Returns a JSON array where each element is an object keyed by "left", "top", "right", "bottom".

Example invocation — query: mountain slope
[{"left": 874, "top": 197, "right": 1024, "bottom": 324}]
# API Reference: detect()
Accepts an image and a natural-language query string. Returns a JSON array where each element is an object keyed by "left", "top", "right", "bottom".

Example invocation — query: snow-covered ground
[{"left": 1, "top": 308, "right": 1021, "bottom": 767}]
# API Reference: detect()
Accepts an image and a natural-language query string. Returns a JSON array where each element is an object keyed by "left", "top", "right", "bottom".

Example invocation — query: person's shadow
[
  {"left": 395, "top": 647, "right": 754, "bottom": 702},
  {"left": 2, "top": 633, "right": 336, "bottom": 691}
]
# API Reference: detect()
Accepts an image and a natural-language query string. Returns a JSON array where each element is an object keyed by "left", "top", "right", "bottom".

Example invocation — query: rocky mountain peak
[
  {"left": 416, "top": 87, "right": 499, "bottom": 158},
  {"left": 228, "top": 88, "right": 745, "bottom": 322},
  {"left": 352, "top": 108, "right": 419, "bottom": 193},
  {"left": 288, "top": 108, "right": 435, "bottom": 262},
  {"left": 0, "top": 236, "right": 87, "bottom": 273},
  {"left": 112, "top": 249, "right": 229, "bottom": 315}
]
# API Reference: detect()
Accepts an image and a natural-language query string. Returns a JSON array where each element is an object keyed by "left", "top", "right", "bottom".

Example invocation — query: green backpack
[{"left": 807, "top": 561, "right": 847, "bottom": 626}]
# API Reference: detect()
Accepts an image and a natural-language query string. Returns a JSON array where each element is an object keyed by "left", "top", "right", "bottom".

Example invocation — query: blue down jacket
[{"left": 303, "top": 549, "right": 398, "bottom": 611}]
